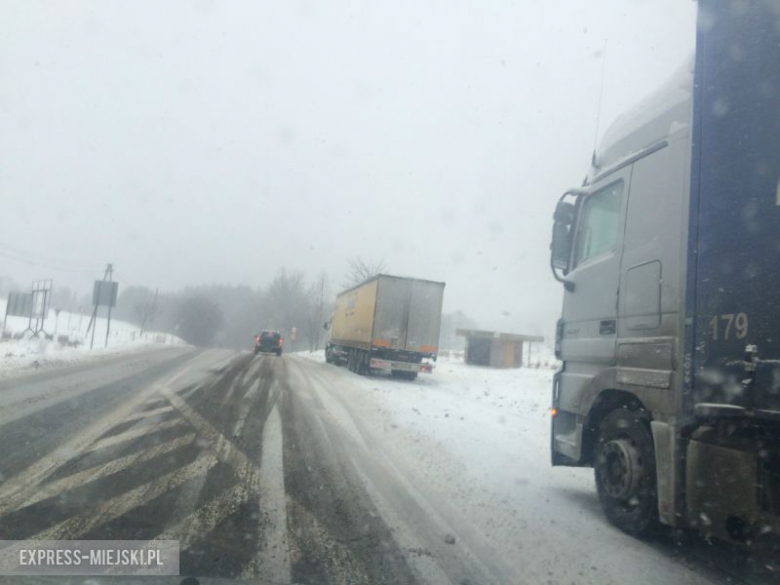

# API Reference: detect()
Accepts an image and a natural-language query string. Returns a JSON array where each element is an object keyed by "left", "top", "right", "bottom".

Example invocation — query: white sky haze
[{"left": 1, "top": 0, "right": 697, "bottom": 338}]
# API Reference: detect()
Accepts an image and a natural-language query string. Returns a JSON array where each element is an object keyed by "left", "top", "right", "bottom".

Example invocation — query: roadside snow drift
[{"left": 0, "top": 298, "right": 185, "bottom": 375}]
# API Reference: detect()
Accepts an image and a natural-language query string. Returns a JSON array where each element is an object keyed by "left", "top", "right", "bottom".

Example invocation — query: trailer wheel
[
  {"left": 356, "top": 351, "right": 369, "bottom": 376},
  {"left": 594, "top": 408, "right": 658, "bottom": 536},
  {"left": 348, "top": 349, "right": 362, "bottom": 373}
]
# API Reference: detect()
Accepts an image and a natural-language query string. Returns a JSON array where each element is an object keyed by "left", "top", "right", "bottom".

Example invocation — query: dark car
[{"left": 254, "top": 330, "right": 283, "bottom": 356}]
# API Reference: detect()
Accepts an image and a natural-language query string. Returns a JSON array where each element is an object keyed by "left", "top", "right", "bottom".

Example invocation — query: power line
[
  {"left": 0, "top": 247, "right": 103, "bottom": 273},
  {"left": 0, "top": 239, "right": 103, "bottom": 266}
]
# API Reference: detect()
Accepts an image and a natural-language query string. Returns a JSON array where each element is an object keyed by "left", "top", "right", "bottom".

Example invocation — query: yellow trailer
[{"left": 326, "top": 274, "right": 445, "bottom": 380}]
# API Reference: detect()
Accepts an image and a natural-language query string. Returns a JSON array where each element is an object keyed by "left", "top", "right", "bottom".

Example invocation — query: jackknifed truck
[
  {"left": 325, "top": 274, "right": 445, "bottom": 380},
  {"left": 549, "top": 0, "right": 780, "bottom": 546}
]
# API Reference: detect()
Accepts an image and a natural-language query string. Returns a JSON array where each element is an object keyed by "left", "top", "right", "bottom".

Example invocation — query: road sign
[
  {"left": 92, "top": 281, "right": 119, "bottom": 307},
  {"left": 6, "top": 292, "right": 32, "bottom": 317}
]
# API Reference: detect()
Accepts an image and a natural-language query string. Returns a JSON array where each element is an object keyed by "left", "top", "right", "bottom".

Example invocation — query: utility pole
[
  {"left": 317, "top": 276, "right": 325, "bottom": 351},
  {"left": 105, "top": 263, "right": 114, "bottom": 348},
  {"left": 88, "top": 263, "right": 112, "bottom": 350},
  {"left": 150, "top": 288, "right": 158, "bottom": 331}
]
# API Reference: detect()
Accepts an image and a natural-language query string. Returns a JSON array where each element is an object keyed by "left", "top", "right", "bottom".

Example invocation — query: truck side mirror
[
  {"left": 554, "top": 200, "right": 575, "bottom": 224},
  {"left": 551, "top": 201, "right": 575, "bottom": 272}
]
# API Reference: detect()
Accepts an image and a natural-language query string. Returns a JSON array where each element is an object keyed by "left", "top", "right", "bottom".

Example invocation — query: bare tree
[
  {"left": 135, "top": 298, "right": 160, "bottom": 334},
  {"left": 303, "top": 272, "right": 330, "bottom": 352},
  {"left": 341, "top": 257, "right": 386, "bottom": 288},
  {"left": 175, "top": 295, "right": 224, "bottom": 347}
]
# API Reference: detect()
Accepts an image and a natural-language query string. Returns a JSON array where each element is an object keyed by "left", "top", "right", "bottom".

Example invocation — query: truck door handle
[{"left": 599, "top": 320, "right": 616, "bottom": 335}]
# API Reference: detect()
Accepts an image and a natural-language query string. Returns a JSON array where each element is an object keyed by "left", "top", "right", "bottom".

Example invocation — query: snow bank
[{"left": 0, "top": 298, "right": 185, "bottom": 376}]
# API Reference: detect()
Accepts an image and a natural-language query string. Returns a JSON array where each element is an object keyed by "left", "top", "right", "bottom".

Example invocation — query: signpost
[
  {"left": 22, "top": 280, "right": 53, "bottom": 338},
  {"left": 3, "top": 292, "right": 33, "bottom": 336},
  {"left": 86, "top": 264, "right": 119, "bottom": 349}
]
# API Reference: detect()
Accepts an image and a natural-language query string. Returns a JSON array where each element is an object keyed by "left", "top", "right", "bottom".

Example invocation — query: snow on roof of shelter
[
  {"left": 455, "top": 329, "right": 544, "bottom": 343},
  {"left": 591, "top": 55, "right": 694, "bottom": 180}
]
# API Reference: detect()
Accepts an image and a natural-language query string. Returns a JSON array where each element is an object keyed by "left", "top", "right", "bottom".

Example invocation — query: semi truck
[
  {"left": 549, "top": 0, "right": 780, "bottom": 546},
  {"left": 325, "top": 274, "right": 445, "bottom": 380}
]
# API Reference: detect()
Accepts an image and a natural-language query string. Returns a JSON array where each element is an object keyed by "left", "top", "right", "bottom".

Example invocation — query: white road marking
[
  {"left": 245, "top": 404, "right": 291, "bottom": 582},
  {"left": 87, "top": 418, "right": 186, "bottom": 452},
  {"left": 28, "top": 454, "right": 218, "bottom": 540},
  {"left": 0, "top": 350, "right": 224, "bottom": 515},
  {"left": 221, "top": 376, "right": 242, "bottom": 407},
  {"left": 159, "top": 385, "right": 260, "bottom": 481},
  {"left": 223, "top": 358, "right": 264, "bottom": 408},
  {"left": 155, "top": 482, "right": 251, "bottom": 550},
  {"left": 231, "top": 377, "right": 262, "bottom": 438},
  {"left": 160, "top": 370, "right": 291, "bottom": 581},
  {"left": 21, "top": 432, "right": 197, "bottom": 510},
  {"left": 123, "top": 404, "right": 174, "bottom": 422}
]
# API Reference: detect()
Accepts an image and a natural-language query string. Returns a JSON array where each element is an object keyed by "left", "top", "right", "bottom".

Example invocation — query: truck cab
[{"left": 550, "top": 0, "right": 780, "bottom": 545}]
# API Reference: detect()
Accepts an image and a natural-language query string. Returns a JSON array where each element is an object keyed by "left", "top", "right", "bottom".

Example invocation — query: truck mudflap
[
  {"left": 369, "top": 358, "right": 433, "bottom": 373},
  {"left": 650, "top": 421, "right": 677, "bottom": 527},
  {"left": 551, "top": 369, "right": 581, "bottom": 466},
  {"left": 685, "top": 427, "right": 780, "bottom": 545}
]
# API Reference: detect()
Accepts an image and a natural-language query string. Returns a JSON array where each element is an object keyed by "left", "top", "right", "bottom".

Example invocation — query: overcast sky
[{"left": 1, "top": 0, "right": 696, "bottom": 338}]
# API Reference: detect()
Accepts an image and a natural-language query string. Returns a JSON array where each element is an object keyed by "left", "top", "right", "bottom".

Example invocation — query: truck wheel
[
  {"left": 594, "top": 408, "right": 658, "bottom": 536},
  {"left": 355, "top": 351, "right": 366, "bottom": 375}
]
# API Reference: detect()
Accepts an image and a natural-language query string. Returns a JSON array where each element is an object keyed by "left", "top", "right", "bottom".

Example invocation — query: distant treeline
[
  {"left": 113, "top": 270, "right": 332, "bottom": 350},
  {"left": 0, "top": 265, "right": 475, "bottom": 351}
]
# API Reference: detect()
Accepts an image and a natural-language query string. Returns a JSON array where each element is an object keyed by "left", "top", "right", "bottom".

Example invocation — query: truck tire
[
  {"left": 391, "top": 370, "right": 417, "bottom": 381},
  {"left": 593, "top": 408, "right": 658, "bottom": 536},
  {"left": 356, "top": 350, "right": 368, "bottom": 375}
]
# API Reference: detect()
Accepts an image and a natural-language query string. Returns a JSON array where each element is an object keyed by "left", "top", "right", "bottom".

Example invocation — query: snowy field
[{"left": 0, "top": 298, "right": 185, "bottom": 376}]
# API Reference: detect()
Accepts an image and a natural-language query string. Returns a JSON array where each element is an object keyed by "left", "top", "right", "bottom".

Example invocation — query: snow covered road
[{"left": 0, "top": 350, "right": 767, "bottom": 584}]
